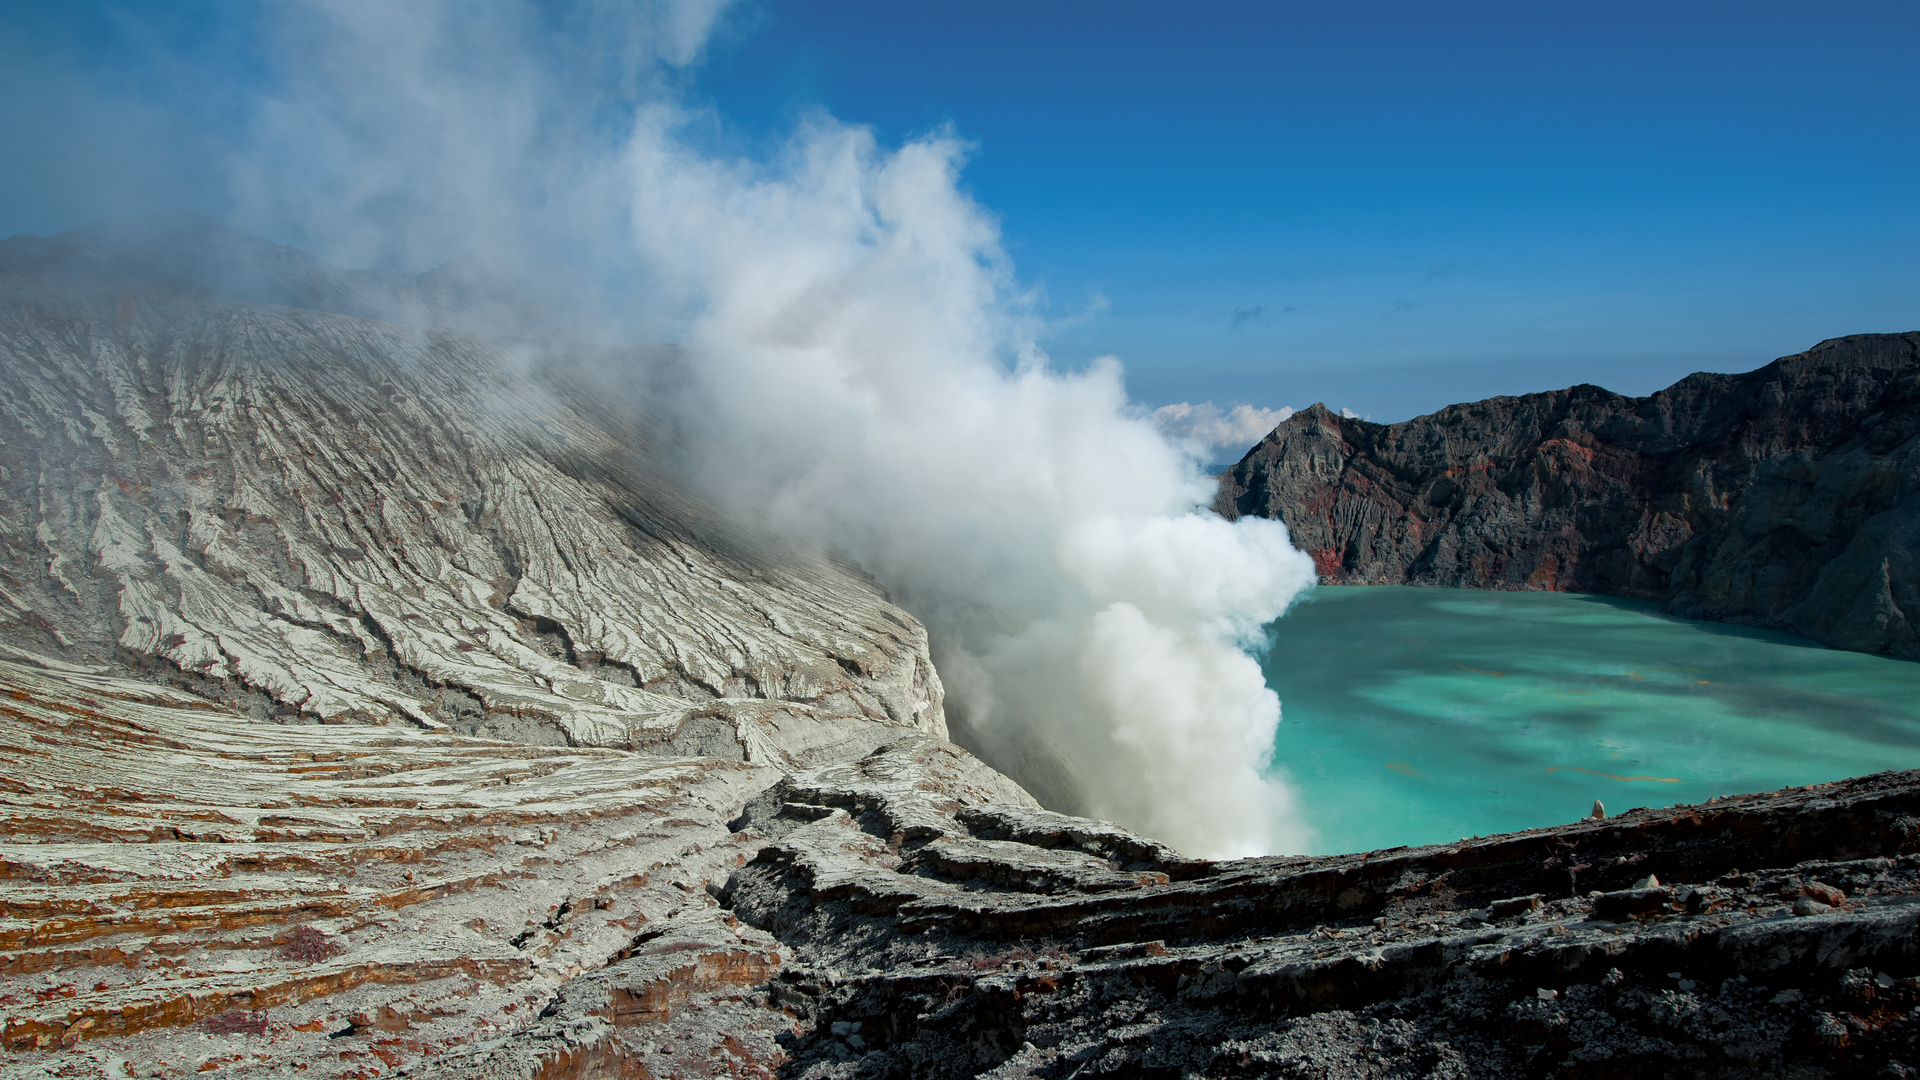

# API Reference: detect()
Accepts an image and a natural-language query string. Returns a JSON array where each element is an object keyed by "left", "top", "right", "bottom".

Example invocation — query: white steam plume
[
  {"left": 1154, "top": 401, "right": 1295, "bottom": 459},
  {"left": 624, "top": 116, "right": 1316, "bottom": 855},
  {"left": 227, "top": 0, "right": 1318, "bottom": 855}
]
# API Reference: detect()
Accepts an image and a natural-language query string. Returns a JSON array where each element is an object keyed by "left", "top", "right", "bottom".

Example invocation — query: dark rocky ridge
[
  {"left": 1214, "top": 333, "right": 1920, "bottom": 658},
  {"left": 731, "top": 766, "right": 1920, "bottom": 1079}
]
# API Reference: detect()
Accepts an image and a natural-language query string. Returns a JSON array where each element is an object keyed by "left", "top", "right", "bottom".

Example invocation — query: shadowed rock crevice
[{"left": 726, "top": 768, "right": 1920, "bottom": 1079}]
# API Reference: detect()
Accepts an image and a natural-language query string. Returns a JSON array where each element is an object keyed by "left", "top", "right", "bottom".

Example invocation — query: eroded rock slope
[
  {"left": 0, "top": 227, "right": 976, "bottom": 1077},
  {"left": 1215, "top": 334, "right": 1920, "bottom": 658},
  {"left": 0, "top": 228, "right": 946, "bottom": 752}
]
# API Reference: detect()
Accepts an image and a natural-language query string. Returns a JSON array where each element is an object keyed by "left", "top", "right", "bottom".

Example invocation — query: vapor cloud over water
[{"left": 28, "top": 0, "right": 1320, "bottom": 856}]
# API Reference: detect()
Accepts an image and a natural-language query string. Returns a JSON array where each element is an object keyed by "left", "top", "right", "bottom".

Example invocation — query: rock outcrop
[
  {"left": 1214, "top": 334, "right": 1920, "bottom": 659},
  {"left": 731, "top": 763, "right": 1920, "bottom": 1079}
]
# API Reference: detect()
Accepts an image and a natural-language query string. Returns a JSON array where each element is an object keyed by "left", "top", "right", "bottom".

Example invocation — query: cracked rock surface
[
  {"left": 737, "top": 768, "right": 1920, "bottom": 1079},
  {"left": 0, "top": 227, "right": 965, "bottom": 1077},
  {"left": 0, "top": 227, "right": 948, "bottom": 751}
]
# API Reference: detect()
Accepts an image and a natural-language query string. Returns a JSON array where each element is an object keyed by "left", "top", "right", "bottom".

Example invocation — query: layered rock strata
[
  {"left": 0, "top": 229, "right": 946, "bottom": 750},
  {"left": 729, "top": 766, "right": 1920, "bottom": 1079},
  {"left": 1215, "top": 334, "right": 1920, "bottom": 658},
  {"left": 0, "top": 650, "right": 782, "bottom": 1074},
  {"left": 0, "top": 228, "right": 968, "bottom": 1077}
]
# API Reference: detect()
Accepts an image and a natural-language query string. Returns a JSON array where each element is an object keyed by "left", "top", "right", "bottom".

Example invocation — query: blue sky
[{"left": 4, "top": 1, "right": 1918, "bottom": 420}]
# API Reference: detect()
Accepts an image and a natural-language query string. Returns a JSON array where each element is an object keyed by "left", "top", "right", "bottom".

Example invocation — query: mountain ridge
[{"left": 1216, "top": 332, "right": 1920, "bottom": 658}]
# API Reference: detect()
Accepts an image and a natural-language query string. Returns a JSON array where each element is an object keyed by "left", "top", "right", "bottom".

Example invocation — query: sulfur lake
[{"left": 1262, "top": 586, "right": 1920, "bottom": 855}]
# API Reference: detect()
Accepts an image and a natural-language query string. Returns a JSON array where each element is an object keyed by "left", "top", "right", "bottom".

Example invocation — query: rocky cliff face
[
  {"left": 1215, "top": 334, "right": 1920, "bottom": 659},
  {"left": 5, "top": 231, "right": 1920, "bottom": 1079},
  {"left": 737, "top": 766, "right": 1920, "bottom": 1080}
]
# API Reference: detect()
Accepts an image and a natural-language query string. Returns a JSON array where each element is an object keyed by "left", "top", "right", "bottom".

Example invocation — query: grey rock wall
[
  {"left": 0, "top": 229, "right": 948, "bottom": 756},
  {"left": 1215, "top": 334, "right": 1920, "bottom": 659},
  {"left": 737, "top": 767, "right": 1920, "bottom": 1079}
]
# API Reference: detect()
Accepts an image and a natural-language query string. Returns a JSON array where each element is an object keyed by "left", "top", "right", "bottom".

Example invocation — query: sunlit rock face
[
  {"left": 1216, "top": 333, "right": 1920, "bottom": 659},
  {"left": 0, "top": 227, "right": 949, "bottom": 754},
  {"left": 0, "top": 653, "right": 787, "bottom": 1071},
  {"left": 0, "top": 227, "right": 993, "bottom": 1074}
]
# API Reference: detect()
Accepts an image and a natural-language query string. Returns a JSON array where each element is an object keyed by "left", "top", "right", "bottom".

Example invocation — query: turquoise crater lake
[{"left": 1261, "top": 586, "right": 1920, "bottom": 855}]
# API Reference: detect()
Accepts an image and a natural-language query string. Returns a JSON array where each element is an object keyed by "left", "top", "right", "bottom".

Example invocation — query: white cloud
[
  {"left": 625, "top": 118, "right": 1319, "bottom": 855},
  {"left": 1153, "top": 401, "right": 1294, "bottom": 456}
]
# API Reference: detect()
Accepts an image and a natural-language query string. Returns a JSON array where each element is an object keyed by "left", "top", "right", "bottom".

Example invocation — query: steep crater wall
[{"left": 1215, "top": 333, "right": 1920, "bottom": 658}]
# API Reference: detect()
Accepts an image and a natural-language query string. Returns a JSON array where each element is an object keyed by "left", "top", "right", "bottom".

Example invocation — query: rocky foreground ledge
[
  {"left": 4, "top": 645, "right": 1919, "bottom": 1078},
  {"left": 728, "top": 765, "right": 1920, "bottom": 1080}
]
